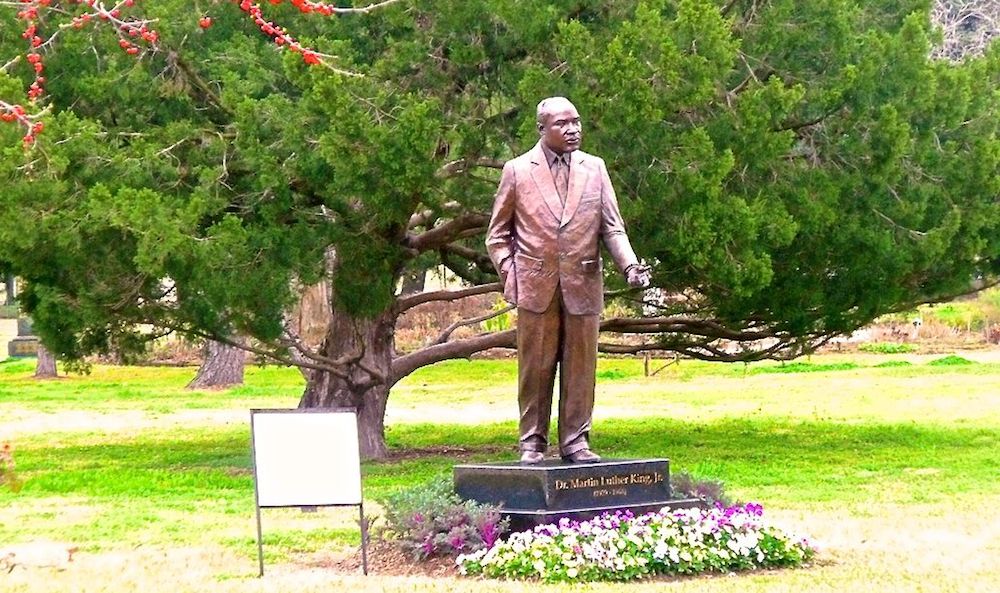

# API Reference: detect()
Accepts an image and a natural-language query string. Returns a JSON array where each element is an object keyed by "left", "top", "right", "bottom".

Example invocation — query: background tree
[
  {"left": 186, "top": 337, "right": 247, "bottom": 389},
  {"left": 34, "top": 343, "right": 56, "bottom": 378},
  {"left": 1, "top": 0, "right": 998, "bottom": 458},
  {"left": 2, "top": 273, "right": 14, "bottom": 307}
]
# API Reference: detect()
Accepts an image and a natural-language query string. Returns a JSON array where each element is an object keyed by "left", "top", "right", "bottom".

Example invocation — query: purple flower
[
  {"left": 421, "top": 536, "right": 435, "bottom": 556},
  {"left": 480, "top": 522, "right": 501, "bottom": 548}
]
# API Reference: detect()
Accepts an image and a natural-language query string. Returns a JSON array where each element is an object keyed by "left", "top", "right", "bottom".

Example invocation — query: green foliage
[
  {"left": 874, "top": 360, "right": 913, "bottom": 368},
  {"left": 669, "top": 470, "right": 731, "bottom": 506},
  {"left": 596, "top": 367, "right": 630, "bottom": 380},
  {"left": 923, "top": 303, "right": 990, "bottom": 331},
  {"left": 749, "top": 361, "right": 860, "bottom": 374},
  {"left": 480, "top": 299, "right": 514, "bottom": 333},
  {"left": 378, "top": 475, "right": 509, "bottom": 560},
  {"left": 858, "top": 342, "right": 917, "bottom": 354},
  {"left": 927, "top": 355, "right": 975, "bottom": 366},
  {"left": 0, "top": 0, "right": 999, "bottom": 367}
]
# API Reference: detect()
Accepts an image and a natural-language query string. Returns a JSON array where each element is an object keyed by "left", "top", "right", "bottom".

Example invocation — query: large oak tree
[{"left": 1, "top": 0, "right": 998, "bottom": 458}]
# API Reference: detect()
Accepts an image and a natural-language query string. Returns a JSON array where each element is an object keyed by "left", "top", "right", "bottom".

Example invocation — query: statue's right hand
[
  {"left": 500, "top": 257, "right": 513, "bottom": 278},
  {"left": 501, "top": 258, "right": 517, "bottom": 304}
]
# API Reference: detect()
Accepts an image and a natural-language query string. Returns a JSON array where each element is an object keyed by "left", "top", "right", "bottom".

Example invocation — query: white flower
[{"left": 567, "top": 567, "right": 579, "bottom": 578}]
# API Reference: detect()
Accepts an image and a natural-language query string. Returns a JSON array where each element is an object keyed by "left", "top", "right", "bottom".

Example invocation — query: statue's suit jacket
[{"left": 486, "top": 142, "right": 640, "bottom": 314}]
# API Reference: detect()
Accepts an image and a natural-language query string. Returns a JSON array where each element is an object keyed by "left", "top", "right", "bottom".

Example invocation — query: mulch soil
[{"left": 325, "top": 540, "right": 459, "bottom": 578}]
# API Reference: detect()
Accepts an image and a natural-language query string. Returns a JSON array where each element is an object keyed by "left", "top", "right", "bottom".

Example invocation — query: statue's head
[{"left": 536, "top": 97, "right": 581, "bottom": 154}]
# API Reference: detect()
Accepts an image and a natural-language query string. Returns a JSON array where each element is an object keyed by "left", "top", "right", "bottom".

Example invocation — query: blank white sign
[{"left": 251, "top": 410, "right": 362, "bottom": 507}]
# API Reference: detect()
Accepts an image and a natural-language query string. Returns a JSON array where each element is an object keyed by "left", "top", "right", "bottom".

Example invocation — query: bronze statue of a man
[{"left": 485, "top": 97, "right": 650, "bottom": 464}]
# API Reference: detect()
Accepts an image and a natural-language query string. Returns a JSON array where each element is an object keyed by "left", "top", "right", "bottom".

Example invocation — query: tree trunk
[
  {"left": 187, "top": 337, "right": 246, "bottom": 389},
  {"left": 299, "top": 306, "right": 396, "bottom": 460},
  {"left": 3, "top": 275, "right": 15, "bottom": 306},
  {"left": 34, "top": 344, "right": 57, "bottom": 379}
]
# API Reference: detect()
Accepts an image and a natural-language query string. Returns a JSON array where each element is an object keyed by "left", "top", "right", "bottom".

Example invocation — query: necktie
[{"left": 553, "top": 155, "right": 569, "bottom": 205}]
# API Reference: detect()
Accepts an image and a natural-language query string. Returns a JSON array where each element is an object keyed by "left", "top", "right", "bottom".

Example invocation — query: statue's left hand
[{"left": 626, "top": 264, "right": 651, "bottom": 288}]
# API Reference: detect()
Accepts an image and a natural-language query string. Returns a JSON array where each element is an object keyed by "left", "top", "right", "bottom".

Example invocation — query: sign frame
[{"left": 249, "top": 408, "right": 369, "bottom": 577}]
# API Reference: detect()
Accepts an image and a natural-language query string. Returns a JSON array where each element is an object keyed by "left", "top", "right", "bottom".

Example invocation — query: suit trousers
[{"left": 517, "top": 284, "right": 600, "bottom": 455}]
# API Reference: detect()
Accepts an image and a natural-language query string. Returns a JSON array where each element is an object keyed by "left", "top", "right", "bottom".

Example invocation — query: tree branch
[
  {"left": 396, "top": 282, "right": 501, "bottom": 313},
  {"left": 872, "top": 207, "right": 928, "bottom": 239},
  {"left": 408, "top": 201, "right": 462, "bottom": 229},
  {"left": 328, "top": 0, "right": 404, "bottom": 14},
  {"left": 1, "top": 55, "right": 19, "bottom": 73},
  {"left": 439, "top": 248, "right": 495, "bottom": 285},
  {"left": 164, "top": 51, "right": 233, "bottom": 119},
  {"left": 435, "top": 157, "right": 506, "bottom": 179},
  {"left": 434, "top": 304, "right": 514, "bottom": 345},
  {"left": 403, "top": 213, "right": 489, "bottom": 252},
  {"left": 776, "top": 102, "right": 846, "bottom": 132},
  {"left": 440, "top": 242, "right": 496, "bottom": 276},
  {"left": 169, "top": 323, "right": 350, "bottom": 378},
  {"left": 600, "top": 316, "right": 779, "bottom": 341},
  {"left": 720, "top": 0, "right": 741, "bottom": 17},
  {"left": 390, "top": 329, "right": 515, "bottom": 385}
]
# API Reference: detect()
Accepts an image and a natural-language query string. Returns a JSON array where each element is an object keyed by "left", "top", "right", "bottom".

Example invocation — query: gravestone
[
  {"left": 454, "top": 458, "right": 703, "bottom": 531},
  {"left": 8, "top": 317, "right": 39, "bottom": 358}
]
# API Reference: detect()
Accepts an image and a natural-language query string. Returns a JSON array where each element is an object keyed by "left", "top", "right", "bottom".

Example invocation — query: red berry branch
[
  {"left": 2, "top": 0, "right": 160, "bottom": 146},
  {"left": 236, "top": 0, "right": 324, "bottom": 65},
  {"left": 232, "top": 0, "right": 401, "bottom": 67},
  {"left": 0, "top": 99, "right": 44, "bottom": 146},
  {"left": 1, "top": 0, "right": 401, "bottom": 146}
]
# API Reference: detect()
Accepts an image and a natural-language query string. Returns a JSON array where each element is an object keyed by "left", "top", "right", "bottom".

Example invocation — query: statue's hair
[{"left": 536, "top": 96, "right": 574, "bottom": 125}]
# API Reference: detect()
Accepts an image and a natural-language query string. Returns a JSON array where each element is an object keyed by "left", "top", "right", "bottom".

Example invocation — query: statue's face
[{"left": 538, "top": 101, "right": 581, "bottom": 154}]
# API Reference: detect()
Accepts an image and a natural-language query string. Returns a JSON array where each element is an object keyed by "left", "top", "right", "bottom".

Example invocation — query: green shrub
[
  {"left": 480, "top": 299, "right": 514, "bottom": 333},
  {"left": 670, "top": 471, "right": 731, "bottom": 506},
  {"left": 923, "top": 303, "right": 988, "bottom": 331},
  {"left": 859, "top": 342, "right": 917, "bottom": 354},
  {"left": 751, "top": 362, "right": 859, "bottom": 375},
  {"left": 596, "top": 368, "right": 629, "bottom": 380},
  {"left": 379, "top": 476, "right": 509, "bottom": 560},
  {"left": 874, "top": 361, "right": 913, "bottom": 368},
  {"left": 927, "top": 355, "right": 975, "bottom": 366}
]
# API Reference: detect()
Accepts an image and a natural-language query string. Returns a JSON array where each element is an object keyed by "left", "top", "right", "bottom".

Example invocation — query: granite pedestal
[
  {"left": 7, "top": 318, "right": 38, "bottom": 358},
  {"left": 454, "top": 458, "right": 704, "bottom": 530}
]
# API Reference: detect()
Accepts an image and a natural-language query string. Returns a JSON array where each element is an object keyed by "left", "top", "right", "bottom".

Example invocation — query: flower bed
[{"left": 457, "top": 504, "right": 815, "bottom": 582}]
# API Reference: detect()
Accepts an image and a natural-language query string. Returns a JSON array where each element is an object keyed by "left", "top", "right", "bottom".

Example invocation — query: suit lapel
[
  {"left": 560, "top": 151, "right": 590, "bottom": 228},
  {"left": 528, "top": 143, "right": 565, "bottom": 224}
]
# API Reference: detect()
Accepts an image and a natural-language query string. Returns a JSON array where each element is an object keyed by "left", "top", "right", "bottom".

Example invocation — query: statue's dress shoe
[
  {"left": 561, "top": 449, "right": 601, "bottom": 463},
  {"left": 520, "top": 450, "right": 545, "bottom": 464}
]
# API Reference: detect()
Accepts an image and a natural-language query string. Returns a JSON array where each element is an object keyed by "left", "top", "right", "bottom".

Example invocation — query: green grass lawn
[{"left": 1, "top": 354, "right": 999, "bottom": 592}]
